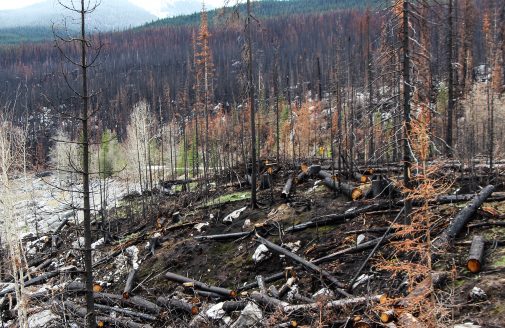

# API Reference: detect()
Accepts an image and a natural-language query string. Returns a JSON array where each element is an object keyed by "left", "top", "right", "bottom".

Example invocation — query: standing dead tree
[{"left": 52, "top": 0, "right": 105, "bottom": 326}]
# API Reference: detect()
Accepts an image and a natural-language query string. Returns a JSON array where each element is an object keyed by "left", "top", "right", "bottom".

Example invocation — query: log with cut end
[
  {"left": 433, "top": 185, "right": 495, "bottom": 251},
  {"left": 296, "top": 164, "right": 321, "bottom": 182},
  {"left": 123, "top": 269, "right": 137, "bottom": 299},
  {"left": 467, "top": 235, "right": 485, "bottom": 273},
  {"left": 281, "top": 177, "right": 294, "bottom": 198},
  {"left": 250, "top": 290, "right": 289, "bottom": 310},
  {"left": 156, "top": 296, "right": 199, "bottom": 315},
  {"left": 354, "top": 172, "right": 370, "bottom": 183},
  {"left": 165, "top": 271, "right": 236, "bottom": 298},
  {"left": 255, "top": 235, "right": 350, "bottom": 297},
  {"left": 94, "top": 292, "right": 161, "bottom": 314},
  {"left": 318, "top": 170, "right": 362, "bottom": 200},
  {"left": 380, "top": 309, "right": 396, "bottom": 323}
]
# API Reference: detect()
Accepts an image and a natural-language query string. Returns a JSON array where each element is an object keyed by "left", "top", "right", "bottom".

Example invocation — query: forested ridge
[
  {"left": 1, "top": 0, "right": 505, "bottom": 327},
  {"left": 0, "top": 0, "right": 501, "bottom": 166}
]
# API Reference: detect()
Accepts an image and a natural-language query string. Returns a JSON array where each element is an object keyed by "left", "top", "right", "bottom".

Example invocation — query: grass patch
[
  {"left": 201, "top": 191, "right": 251, "bottom": 207},
  {"left": 493, "top": 254, "right": 505, "bottom": 268}
]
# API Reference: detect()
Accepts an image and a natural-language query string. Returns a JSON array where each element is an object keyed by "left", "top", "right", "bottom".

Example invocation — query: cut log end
[
  {"left": 380, "top": 310, "right": 395, "bottom": 323},
  {"left": 467, "top": 259, "right": 482, "bottom": 273},
  {"left": 93, "top": 284, "right": 103, "bottom": 293},
  {"left": 191, "top": 306, "right": 199, "bottom": 315},
  {"left": 97, "top": 321, "right": 105, "bottom": 328},
  {"left": 352, "top": 188, "right": 363, "bottom": 200},
  {"left": 467, "top": 235, "right": 485, "bottom": 274}
]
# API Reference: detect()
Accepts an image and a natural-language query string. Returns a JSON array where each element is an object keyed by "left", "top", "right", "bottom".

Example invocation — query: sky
[{"left": 0, "top": 0, "right": 228, "bottom": 17}]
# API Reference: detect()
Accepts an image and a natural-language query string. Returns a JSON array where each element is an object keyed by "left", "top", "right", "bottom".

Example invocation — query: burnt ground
[{"left": 7, "top": 167, "right": 505, "bottom": 328}]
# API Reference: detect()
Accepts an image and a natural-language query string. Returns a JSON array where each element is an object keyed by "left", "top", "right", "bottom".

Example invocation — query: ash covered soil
[{"left": 2, "top": 167, "right": 505, "bottom": 328}]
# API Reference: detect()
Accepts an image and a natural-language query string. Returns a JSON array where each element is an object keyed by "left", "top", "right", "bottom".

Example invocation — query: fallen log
[
  {"left": 283, "top": 294, "right": 384, "bottom": 312},
  {"left": 0, "top": 271, "right": 58, "bottom": 297},
  {"left": 274, "top": 321, "right": 298, "bottom": 328},
  {"left": 318, "top": 171, "right": 363, "bottom": 200},
  {"left": 281, "top": 177, "right": 294, "bottom": 199},
  {"left": 250, "top": 290, "right": 289, "bottom": 310},
  {"left": 165, "top": 271, "right": 236, "bottom": 298},
  {"left": 194, "top": 231, "right": 252, "bottom": 241},
  {"left": 63, "top": 300, "right": 151, "bottom": 328},
  {"left": 156, "top": 296, "right": 199, "bottom": 315},
  {"left": 348, "top": 208, "right": 405, "bottom": 290},
  {"left": 354, "top": 172, "right": 370, "bottom": 183},
  {"left": 123, "top": 269, "right": 137, "bottom": 299},
  {"left": 238, "top": 235, "right": 393, "bottom": 292},
  {"left": 296, "top": 165, "right": 321, "bottom": 183},
  {"left": 467, "top": 235, "right": 485, "bottom": 273},
  {"left": 94, "top": 303, "right": 157, "bottom": 321},
  {"left": 222, "top": 300, "right": 248, "bottom": 312},
  {"left": 277, "top": 277, "right": 297, "bottom": 299},
  {"left": 433, "top": 185, "right": 495, "bottom": 251},
  {"left": 187, "top": 289, "right": 223, "bottom": 300},
  {"left": 285, "top": 202, "right": 399, "bottom": 233},
  {"left": 256, "top": 275, "right": 267, "bottom": 295},
  {"left": 255, "top": 235, "right": 350, "bottom": 297},
  {"left": 94, "top": 292, "right": 161, "bottom": 314}
]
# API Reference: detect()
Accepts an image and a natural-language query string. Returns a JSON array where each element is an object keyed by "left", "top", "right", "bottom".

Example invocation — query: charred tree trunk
[{"left": 433, "top": 185, "right": 494, "bottom": 250}]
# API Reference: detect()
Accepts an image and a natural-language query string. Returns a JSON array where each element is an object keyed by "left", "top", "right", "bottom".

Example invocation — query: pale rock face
[{"left": 252, "top": 244, "right": 270, "bottom": 263}]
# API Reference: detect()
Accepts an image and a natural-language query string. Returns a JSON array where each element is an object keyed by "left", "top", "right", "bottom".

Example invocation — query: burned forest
[{"left": 1, "top": 0, "right": 505, "bottom": 327}]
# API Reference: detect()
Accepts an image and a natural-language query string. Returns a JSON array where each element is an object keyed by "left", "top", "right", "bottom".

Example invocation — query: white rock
[
  {"left": 223, "top": 206, "right": 247, "bottom": 224},
  {"left": 352, "top": 274, "right": 371, "bottom": 290},
  {"left": 195, "top": 222, "right": 209, "bottom": 232},
  {"left": 230, "top": 302, "right": 263, "bottom": 328},
  {"left": 469, "top": 286, "right": 487, "bottom": 301},
  {"left": 283, "top": 241, "right": 301, "bottom": 253},
  {"left": 91, "top": 238, "right": 105, "bottom": 249},
  {"left": 286, "top": 284, "right": 299, "bottom": 302},
  {"left": 206, "top": 302, "right": 226, "bottom": 320},
  {"left": 252, "top": 244, "right": 270, "bottom": 263},
  {"left": 313, "top": 288, "right": 335, "bottom": 300},
  {"left": 28, "top": 309, "right": 58, "bottom": 328},
  {"left": 242, "top": 219, "right": 252, "bottom": 229},
  {"left": 356, "top": 234, "right": 366, "bottom": 245}
]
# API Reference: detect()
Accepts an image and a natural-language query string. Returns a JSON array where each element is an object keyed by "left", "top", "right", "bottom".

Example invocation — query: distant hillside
[
  {"left": 0, "top": 0, "right": 156, "bottom": 44},
  {"left": 143, "top": 0, "right": 369, "bottom": 28}
]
